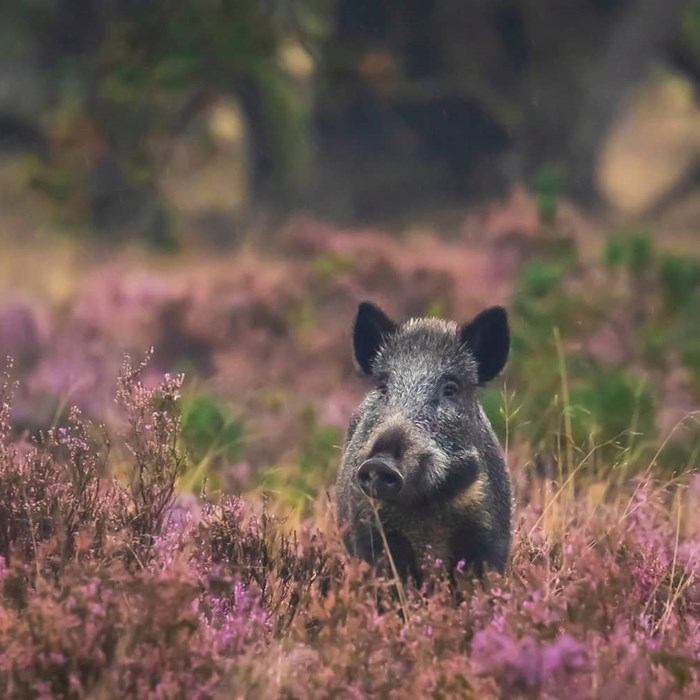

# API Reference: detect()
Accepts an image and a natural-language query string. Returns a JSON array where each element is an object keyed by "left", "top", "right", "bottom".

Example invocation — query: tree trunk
[{"left": 566, "top": 0, "right": 692, "bottom": 203}]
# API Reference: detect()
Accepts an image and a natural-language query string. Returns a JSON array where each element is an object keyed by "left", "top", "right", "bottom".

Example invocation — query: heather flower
[
  {"left": 472, "top": 627, "right": 588, "bottom": 695},
  {"left": 8, "top": 187, "right": 700, "bottom": 699}
]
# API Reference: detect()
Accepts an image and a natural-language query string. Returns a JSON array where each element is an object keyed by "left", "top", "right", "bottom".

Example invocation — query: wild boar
[{"left": 336, "top": 301, "right": 512, "bottom": 581}]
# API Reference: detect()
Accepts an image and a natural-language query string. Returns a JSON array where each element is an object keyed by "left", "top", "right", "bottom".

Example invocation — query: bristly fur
[{"left": 336, "top": 303, "right": 512, "bottom": 582}]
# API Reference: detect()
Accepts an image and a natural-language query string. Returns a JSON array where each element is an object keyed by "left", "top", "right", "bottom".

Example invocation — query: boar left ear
[
  {"left": 353, "top": 301, "right": 397, "bottom": 375},
  {"left": 460, "top": 306, "right": 509, "bottom": 384}
]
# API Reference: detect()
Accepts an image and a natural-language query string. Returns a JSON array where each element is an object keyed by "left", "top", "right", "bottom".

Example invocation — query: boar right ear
[
  {"left": 353, "top": 301, "right": 397, "bottom": 375},
  {"left": 460, "top": 306, "right": 509, "bottom": 384}
]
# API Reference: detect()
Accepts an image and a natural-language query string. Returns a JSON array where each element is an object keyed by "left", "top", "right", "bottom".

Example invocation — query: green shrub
[
  {"left": 568, "top": 368, "right": 655, "bottom": 451},
  {"left": 480, "top": 388, "right": 507, "bottom": 442},
  {"left": 532, "top": 167, "right": 561, "bottom": 224},
  {"left": 180, "top": 393, "right": 245, "bottom": 492},
  {"left": 658, "top": 254, "right": 700, "bottom": 311},
  {"left": 518, "top": 260, "right": 566, "bottom": 299},
  {"left": 604, "top": 230, "right": 653, "bottom": 276},
  {"left": 261, "top": 408, "right": 344, "bottom": 516}
]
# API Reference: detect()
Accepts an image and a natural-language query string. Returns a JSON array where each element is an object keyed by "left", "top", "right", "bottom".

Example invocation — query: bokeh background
[
  {"left": 4, "top": 4, "right": 700, "bottom": 697},
  {"left": 2, "top": 0, "right": 700, "bottom": 511}
]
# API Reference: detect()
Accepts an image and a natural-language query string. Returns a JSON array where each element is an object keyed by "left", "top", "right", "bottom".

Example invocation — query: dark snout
[{"left": 357, "top": 456, "right": 404, "bottom": 501}]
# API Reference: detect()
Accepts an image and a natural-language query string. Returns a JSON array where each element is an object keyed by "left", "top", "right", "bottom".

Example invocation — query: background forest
[{"left": 1, "top": 2, "right": 700, "bottom": 698}]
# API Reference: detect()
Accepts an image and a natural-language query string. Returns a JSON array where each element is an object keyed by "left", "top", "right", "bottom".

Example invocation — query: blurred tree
[
  {"left": 567, "top": 0, "right": 691, "bottom": 201},
  {"left": 0, "top": 0, "right": 335, "bottom": 244},
  {"left": 0, "top": 0, "right": 697, "bottom": 233},
  {"left": 314, "top": 0, "right": 693, "bottom": 220}
]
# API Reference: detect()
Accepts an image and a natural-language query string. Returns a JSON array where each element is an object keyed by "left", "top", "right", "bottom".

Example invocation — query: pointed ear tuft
[
  {"left": 353, "top": 301, "right": 397, "bottom": 375},
  {"left": 459, "top": 306, "right": 509, "bottom": 384}
]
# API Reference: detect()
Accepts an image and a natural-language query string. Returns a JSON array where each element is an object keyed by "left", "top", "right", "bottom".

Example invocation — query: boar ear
[
  {"left": 460, "top": 306, "right": 509, "bottom": 384},
  {"left": 353, "top": 301, "right": 397, "bottom": 375}
]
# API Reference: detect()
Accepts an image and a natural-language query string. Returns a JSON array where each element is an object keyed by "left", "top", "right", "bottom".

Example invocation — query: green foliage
[
  {"left": 512, "top": 250, "right": 585, "bottom": 347},
  {"left": 182, "top": 394, "right": 245, "bottom": 464},
  {"left": 93, "top": 2, "right": 310, "bottom": 196},
  {"left": 499, "top": 228, "right": 700, "bottom": 469},
  {"left": 568, "top": 369, "right": 655, "bottom": 449},
  {"left": 658, "top": 254, "right": 700, "bottom": 310},
  {"left": 518, "top": 260, "right": 567, "bottom": 299},
  {"left": 532, "top": 167, "right": 561, "bottom": 224},
  {"left": 502, "top": 236, "right": 663, "bottom": 461},
  {"left": 298, "top": 421, "right": 344, "bottom": 483},
  {"left": 8, "top": 1, "right": 334, "bottom": 240},
  {"left": 602, "top": 234, "right": 700, "bottom": 385},
  {"left": 682, "top": 0, "right": 700, "bottom": 49},
  {"left": 682, "top": 341, "right": 700, "bottom": 396},
  {"left": 180, "top": 394, "right": 245, "bottom": 492},
  {"left": 261, "top": 408, "right": 343, "bottom": 516},
  {"left": 604, "top": 230, "right": 653, "bottom": 276},
  {"left": 480, "top": 388, "right": 508, "bottom": 442},
  {"left": 639, "top": 318, "right": 670, "bottom": 367},
  {"left": 425, "top": 299, "right": 447, "bottom": 318},
  {"left": 653, "top": 439, "right": 700, "bottom": 474},
  {"left": 311, "top": 252, "right": 357, "bottom": 281}
]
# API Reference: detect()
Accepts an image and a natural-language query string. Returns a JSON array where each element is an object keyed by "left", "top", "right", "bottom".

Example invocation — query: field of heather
[
  {"left": 5, "top": 3, "right": 700, "bottom": 697},
  {"left": 0, "top": 184, "right": 699, "bottom": 698}
]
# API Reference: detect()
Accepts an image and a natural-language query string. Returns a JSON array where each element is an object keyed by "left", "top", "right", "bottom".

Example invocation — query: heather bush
[
  {"left": 0, "top": 364, "right": 109, "bottom": 578},
  {"left": 0, "top": 346, "right": 698, "bottom": 698},
  {"left": 1, "top": 209, "right": 700, "bottom": 698},
  {"left": 8, "top": 211, "right": 700, "bottom": 486}
]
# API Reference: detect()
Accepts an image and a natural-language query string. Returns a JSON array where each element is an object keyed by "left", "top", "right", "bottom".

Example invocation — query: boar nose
[
  {"left": 357, "top": 456, "right": 404, "bottom": 500},
  {"left": 368, "top": 425, "right": 407, "bottom": 460}
]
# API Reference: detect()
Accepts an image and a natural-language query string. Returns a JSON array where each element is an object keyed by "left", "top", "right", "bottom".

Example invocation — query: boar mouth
[{"left": 357, "top": 455, "right": 405, "bottom": 501}]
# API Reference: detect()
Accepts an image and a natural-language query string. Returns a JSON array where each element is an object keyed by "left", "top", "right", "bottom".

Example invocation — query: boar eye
[
  {"left": 376, "top": 379, "right": 389, "bottom": 396},
  {"left": 441, "top": 379, "right": 460, "bottom": 400}
]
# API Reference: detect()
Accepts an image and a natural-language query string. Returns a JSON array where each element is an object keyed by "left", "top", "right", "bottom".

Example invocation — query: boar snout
[{"left": 357, "top": 456, "right": 404, "bottom": 500}]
